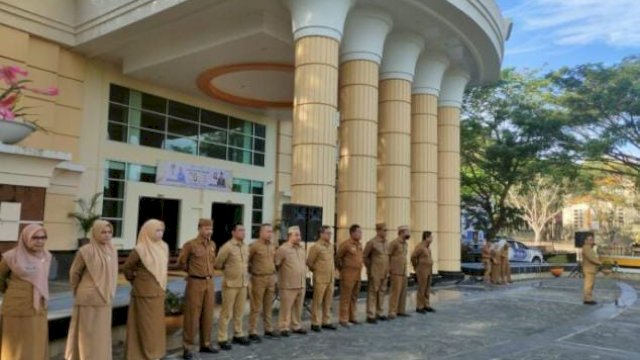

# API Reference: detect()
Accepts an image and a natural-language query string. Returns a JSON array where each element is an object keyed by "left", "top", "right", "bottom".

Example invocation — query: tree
[
  {"left": 461, "top": 69, "right": 576, "bottom": 241},
  {"left": 507, "top": 176, "right": 564, "bottom": 244},
  {"left": 550, "top": 56, "right": 640, "bottom": 182}
]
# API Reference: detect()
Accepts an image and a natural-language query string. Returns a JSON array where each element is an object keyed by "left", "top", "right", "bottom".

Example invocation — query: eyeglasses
[{"left": 32, "top": 236, "right": 48, "bottom": 240}]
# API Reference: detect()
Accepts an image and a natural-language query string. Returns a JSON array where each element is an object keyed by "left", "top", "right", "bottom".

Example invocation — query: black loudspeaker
[
  {"left": 281, "top": 204, "right": 323, "bottom": 243},
  {"left": 574, "top": 231, "right": 594, "bottom": 248}
]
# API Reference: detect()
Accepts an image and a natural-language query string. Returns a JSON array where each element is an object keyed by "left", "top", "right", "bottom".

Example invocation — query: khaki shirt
[
  {"left": 249, "top": 239, "right": 277, "bottom": 276},
  {"left": 411, "top": 241, "right": 433, "bottom": 275},
  {"left": 388, "top": 237, "right": 408, "bottom": 276},
  {"left": 336, "top": 238, "right": 364, "bottom": 272},
  {"left": 215, "top": 238, "right": 249, "bottom": 288},
  {"left": 500, "top": 246, "right": 509, "bottom": 260},
  {"left": 582, "top": 245, "right": 602, "bottom": 274},
  {"left": 275, "top": 242, "right": 306, "bottom": 289},
  {"left": 177, "top": 235, "right": 217, "bottom": 277},
  {"left": 307, "top": 240, "right": 334, "bottom": 284},
  {"left": 0, "top": 259, "right": 47, "bottom": 316},
  {"left": 481, "top": 245, "right": 492, "bottom": 260},
  {"left": 123, "top": 250, "right": 165, "bottom": 297},
  {"left": 363, "top": 236, "right": 389, "bottom": 280}
]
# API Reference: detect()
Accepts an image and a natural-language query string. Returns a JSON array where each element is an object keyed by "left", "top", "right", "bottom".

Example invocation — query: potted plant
[
  {"left": 165, "top": 288, "right": 185, "bottom": 335},
  {"left": 0, "top": 65, "right": 58, "bottom": 144},
  {"left": 546, "top": 254, "right": 566, "bottom": 277},
  {"left": 67, "top": 193, "right": 103, "bottom": 247}
]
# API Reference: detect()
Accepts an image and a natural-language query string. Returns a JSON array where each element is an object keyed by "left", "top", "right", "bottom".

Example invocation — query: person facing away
[
  {"left": 363, "top": 223, "right": 389, "bottom": 324},
  {"left": 214, "top": 223, "right": 250, "bottom": 350},
  {"left": 123, "top": 219, "right": 169, "bottom": 360},
  {"left": 0, "top": 224, "right": 52, "bottom": 360},
  {"left": 336, "top": 224, "right": 364, "bottom": 327},
  {"left": 178, "top": 218, "right": 219, "bottom": 359},
  {"left": 307, "top": 225, "right": 338, "bottom": 332},
  {"left": 582, "top": 235, "right": 602, "bottom": 305},
  {"left": 275, "top": 225, "right": 308, "bottom": 336},
  {"left": 481, "top": 240, "right": 492, "bottom": 284},
  {"left": 65, "top": 220, "right": 119, "bottom": 360},
  {"left": 411, "top": 231, "right": 435, "bottom": 314},
  {"left": 248, "top": 223, "right": 279, "bottom": 341},
  {"left": 388, "top": 225, "right": 411, "bottom": 319}
]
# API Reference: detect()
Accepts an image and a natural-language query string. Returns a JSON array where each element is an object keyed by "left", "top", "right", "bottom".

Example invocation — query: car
[{"left": 504, "top": 239, "right": 544, "bottom": 263}]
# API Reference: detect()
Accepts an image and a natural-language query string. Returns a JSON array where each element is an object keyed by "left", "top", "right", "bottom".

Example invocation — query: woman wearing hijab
[
  {"left": 65, "top": 220, "right": 119, "bottom": 360},
  {"left": 0, "top": 224, "right": 52, "bottom": 359},
  {"left": 123, "top": 219, "right": 169, "bottom": 360}
]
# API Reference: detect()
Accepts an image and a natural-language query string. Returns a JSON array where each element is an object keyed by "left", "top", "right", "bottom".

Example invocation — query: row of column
[{"left": 286, "top": 0, "right": 469, "bottom": 273}]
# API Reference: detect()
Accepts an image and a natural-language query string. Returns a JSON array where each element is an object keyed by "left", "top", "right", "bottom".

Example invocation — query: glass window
[
  {"left": 232, "top": 179, "right": 251, "bottom": 193},
  {"left": 199, "top": 142, "right": 226, "bottom": 160},
  {"left": 253, "top": 153, "right": 265, "bottom": 167},
  {"left": 129, "top": 109, "right": 165, "bottom": 131},
  {"left": 107, "top": 122, "right": 127, "bottom": 142},
  {"left": 128, "top": 164, "right": 157, "bottom": 182},
  {"left": 251, "top": 181, "right": 264, "bottom": 195},
  {"left": 254, "top": 138, "right": 265, "bottom": 152},
  {"left": 141, "top": 92, "right": 166, "bottom": 113},
  {"left": 252, "top": 210, "right": 262, "bottom": 224},
  {"left": 107, "top": 161, "right": 126, "bottom": 180},
  {"left": 102, "top": 199, "right": 124, "bottom": 218},
  {"left": 229, "top": 132, "right": 252, "bottom": 149},
  {"left": 168, "top": 118, "right": 198, "bottom": 138},
  {"left": 201, "top": 110, "right": 228, "bottom": 128},
  {"left": 166, "top": 135, "right": 197, "bottom": 155},
  {"left": 109, "top": 84, "right": 129, "bottom": 104},
  {"left": 254, "top": 124, "right": 266, "bottom": 138},
  {"left": 200, "top": 125, "right": 226, "bottom": 145},
  {"left": 252, "top": 225, "right": 260, "bottom": 240},
  {"left": 229, "top": 117, "right": 253, "bottom": 135},
  {"left": 252, "top": 196, "right": 263, "bottom": 210},
  {"left": 109, "top": 219, "right": 123, "bottom": 238},
  {"left": 169, "top": 101, "right": 198, "bottom": 121},
  {"left": 108, "top": 104, "right": 128, "bottom": 124},
  {"left": 228, "top": 148, "right": 252, "bottom": 164},
  {"left": 128, "top": 127, "right": 164, "bottom": 149},
  {"left": 103, "top": 180, "right": 124, "bottom": 198}
]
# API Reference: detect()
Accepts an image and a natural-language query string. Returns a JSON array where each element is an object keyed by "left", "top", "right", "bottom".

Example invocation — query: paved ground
[{"left": 146, "top": 276, "right": 637, "bottom": 360}]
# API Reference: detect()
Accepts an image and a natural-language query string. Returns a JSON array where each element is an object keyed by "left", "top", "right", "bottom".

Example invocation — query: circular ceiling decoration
[{"left": 197, "top": 63, "right": 294, "bottom": 108}]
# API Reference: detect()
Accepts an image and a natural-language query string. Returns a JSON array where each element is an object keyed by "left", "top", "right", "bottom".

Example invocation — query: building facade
[{"left": 0, "top": 0, "right": 510, "bottom": 274}]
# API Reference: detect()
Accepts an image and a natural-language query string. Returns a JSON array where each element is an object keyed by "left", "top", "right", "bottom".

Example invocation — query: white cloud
[{"left": 505, "top": 0, "right": 640, "bottom": 53}]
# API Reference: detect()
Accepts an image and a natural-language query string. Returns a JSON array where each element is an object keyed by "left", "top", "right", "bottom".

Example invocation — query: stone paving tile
[
  {"left": 495, "top": 343, "right": 634, "bottom": 360},
  {"left": 560, "top": 322, "right": 640, "bottom": 355}
]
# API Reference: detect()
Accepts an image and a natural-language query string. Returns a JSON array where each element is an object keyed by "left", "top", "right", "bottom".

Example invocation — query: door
[
  {"left": 138, "top": 197, "right": 180, "bottom": 252},
  {"left": 211, "top": 203, "right": 243, "bottom": 250}
]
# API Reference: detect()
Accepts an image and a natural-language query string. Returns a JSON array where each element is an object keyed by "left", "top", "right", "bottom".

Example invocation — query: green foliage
[
  {"left": 67, "top": 192, "right": 102, "bottom": 238},
  {"left": 165, "top": 288, "right": 185, "bottom": 315}
]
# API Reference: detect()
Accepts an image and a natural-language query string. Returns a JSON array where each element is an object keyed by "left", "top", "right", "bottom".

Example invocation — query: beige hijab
[
  {"left": 2, "top": 224, "right": 52, "bottom": 310},
  {"left": 79, "top": 220, "right": 119, "bottom": 302},
  {"left": 135, "top": 219, "right": 168, "bottom": 290}
]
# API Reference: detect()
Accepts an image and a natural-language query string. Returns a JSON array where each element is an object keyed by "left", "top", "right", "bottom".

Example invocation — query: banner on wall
[{"left": 156, "top": 161, "right": 232, "bottom": 192}]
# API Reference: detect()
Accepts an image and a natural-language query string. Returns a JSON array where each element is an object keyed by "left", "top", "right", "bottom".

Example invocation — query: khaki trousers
[
  {"left": 416, "top": 273, "right": 432, "bottom": 310},
  {"left": 482, "top": 259, "right": 492, "bottom": 283},
  {"left": 183, "top": 278, "right": 215, "bottom": 350},
  {"left": 217, "top": 286, "right": 247, "bottom": 342},
  {"left": 491, "top": 260, "right": 502, "bottom": 284},
  {"left": 389, "top": 274, "right": 407, "bottom": 316},
  {"left": 339, "top": 278, "right": 360, "bottom": 323},
  {"left": 583, "top": 271, "right": 596, "bottom": 301},
  {"left": 366, "top": 276, "right": 386, "bottom": 319},
  {"left": 311, "top": 281, "right": 334, "bottom": 326},
  {"left": 501, "top": 258, "right": 512, "bottom": 283},
  {"left": 248, "top": 275, "right": 276, "bottom": 335},
  {"left": 278, "top": 288, "right": 305, "bottom": 331}
]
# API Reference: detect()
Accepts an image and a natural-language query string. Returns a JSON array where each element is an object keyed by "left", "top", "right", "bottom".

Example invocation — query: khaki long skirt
[
  {"left": 65, "top": 305, "right": 113, "bottom": 360},
  {"left": 125, "top": 296, "right": 166, "bottom": 360},
  {"left": 0, "top": 313, "right": 48, "bottom": 359}
]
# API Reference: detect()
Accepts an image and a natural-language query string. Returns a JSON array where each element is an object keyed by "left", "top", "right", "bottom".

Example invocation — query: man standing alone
[
  {"left": 248, "top": 224, "right": 279, "bottom": 342},
  {"left": 411, "top": 231, "right": 435, "bottom": 314},
  {"left": 388, "top": 226, "right": 410, "bottom": 319},
  {"left": 363, "top": 223, "right": 389, "bottom": 324},
  {"left": 336, "top": 224, "right": 364, "bottom": 327},
  {"left": 307, "top": 225, "right": 337, "bottom": 332},
  {"left": 275, "top": 226, "right": 307, "bottom": 336},
  {"left": 582, "top": 235, "right": 601, "bottom": 305}
]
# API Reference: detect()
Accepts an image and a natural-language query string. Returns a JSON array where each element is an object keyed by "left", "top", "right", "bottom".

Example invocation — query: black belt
[{"left": 189, "top": 275, "right": 213, "bottom": 280}]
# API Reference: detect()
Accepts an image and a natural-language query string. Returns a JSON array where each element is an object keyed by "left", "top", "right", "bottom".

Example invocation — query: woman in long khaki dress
[
  {"left": 0, "top": 224, "right": 52, "bottom": 360},
  {"left": 123, "top": 219, "right": 169, "bottom": 360},
  {"left": 65, "top": 220, "right": 119, "bottom": 360}
]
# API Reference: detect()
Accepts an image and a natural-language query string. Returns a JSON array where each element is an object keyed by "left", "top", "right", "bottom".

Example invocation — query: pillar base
[{"left": 436, "top": 271, "right": 465, "bottom": 283}]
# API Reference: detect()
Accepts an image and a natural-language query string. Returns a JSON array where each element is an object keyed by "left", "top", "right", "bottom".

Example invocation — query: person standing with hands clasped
[
  {"left": 388, "top": 225, "right": 410, "bottom": 319},
  {"left": 248, "top": 223, "right": 279, "bottom": 341},
  {"left": 411, "top": 231, "right": 435, "bottom": 314},
  {"left": 582, "top": 235, "right": 602, "bottom": 305},
  {"left": 336, "top": 224, "right": 364, "bottom": 327},
  {"left": 363, "top": 223, "right": 389, "bottom": 324},
  {"left": 307, "top": 225, "right": 337, "bottom": 332},
  {"left": 276, "top": 226, "right": 308, "bottom": 337}
]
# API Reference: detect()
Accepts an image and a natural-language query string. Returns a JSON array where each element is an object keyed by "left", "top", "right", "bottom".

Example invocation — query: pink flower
[
  {"left": 0, "top": 66, "right": 28, "bottom": 85},
  {"left": 0, "top": 94, "right": 17, "bottom": 108},
  {"left": 0, "top": 105, "right": 15, "bottom": 120},
  {"left": 27, "top": 86, "right": 59, "bottom": 96}
]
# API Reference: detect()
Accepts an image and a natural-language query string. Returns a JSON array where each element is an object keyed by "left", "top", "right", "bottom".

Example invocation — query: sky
[{"left": 497, "top": 0, "right": 640, "bottom": 71}]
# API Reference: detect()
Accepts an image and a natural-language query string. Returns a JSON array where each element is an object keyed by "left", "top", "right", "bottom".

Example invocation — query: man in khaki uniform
[
  {"left": 481, "top": 241, "right": 492, "bottom": 284},
  {"left": 388, "top": 225, "right": 410, "bottom": 319},
  {"left": 582, "top": 235, "right": 601, "bottom": 305},
  {"left": 490, "top": 243, "right": 502, "bottom": 285},
  {"left": 411, "top": 231, "right": 435, "bottom": 314},
  {"left": 214, "top": 223, "right": 250, "bottom": 350},
  {"left": 275, "top": 226, "right": 308, "bottom": 336},
  {"left": 336, "top": 224, "right": 364, "bottom": 327},
  {"left": 501, "top": 242, "right": 512, "bottom": 284},
  {"left": 363, "top": 223, "right": 389, "bottom": 324},
  {"left": 307, "top": 225, "right": 337, "bottom": 332},
  {"left": 248, "top": 224, "right": 279, "bottom": 342},
  {"left": 178, "top": 219, "right": 219, "bottom": 359}
]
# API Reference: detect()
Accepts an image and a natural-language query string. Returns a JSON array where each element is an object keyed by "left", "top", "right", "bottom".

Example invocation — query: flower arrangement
[{"left": 1, "top": 65, "right": 59, "bottom": 128}]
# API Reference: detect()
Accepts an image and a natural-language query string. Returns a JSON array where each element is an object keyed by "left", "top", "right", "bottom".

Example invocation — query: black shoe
[
  {"left": 218, "top": 342, "right": 232, "bottom": 351},
  {"left": 366, "top": 317, "right": 378, "bottom": 324},
  {"left": 398, "top": 313, "right": 410, "bottom": 317},
  {"left": 264, "top": 331, "right": 281, "bottom": 339},
  {"left": 311, "top": 325, "right": 322, "bottom": 332},
  {"left": 281, "top": 330, "right": 291, "bottom": 337},
  {"left": 199, "top": 345, "right": 219, "bottom": 354},
  {"left": 233, "top": 336, "right": 251, "bottom": 346},
  {"left": 183, "top": 350, "right": 194, "bottom": 359},
  {"left": 322, "top": 324, "right": 338, "bottom": 330},
  {"left": 416, "top": 308, "right": 427, "bottom": 314},
  {"left": 583, "top": 301, "right": 597, "bottom": 305},
  {"left": 249, "top": 334, "right": 262, "bottom": 343},
  {"left": 349, "top": 320, "right": 361, "bottom": 325},
  {"left": 378, "top": 315, "right": 388, "bottom": 321},
  {"left": 293, "top": 328, "right": 308, "bottom": 335},
  {"left": 425, "top": 307, "right": 436, "bottom": 313}
]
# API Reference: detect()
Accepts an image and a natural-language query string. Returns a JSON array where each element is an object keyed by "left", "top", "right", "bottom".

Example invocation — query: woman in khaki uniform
[
  {"left": 490, "top": 242, "right": 502, "bottom": 285},
  {"left": 123, "top": 219, "right": 169, "bottom": 360},
  {"left": 65, "top": 220, "right": 119, "bottom": 360},
  {"left": 0, "top": 224, "right": 52, "bottom": 360},
  {"left": 501, "top": 242, "right": 512, "bottom": 284}
]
